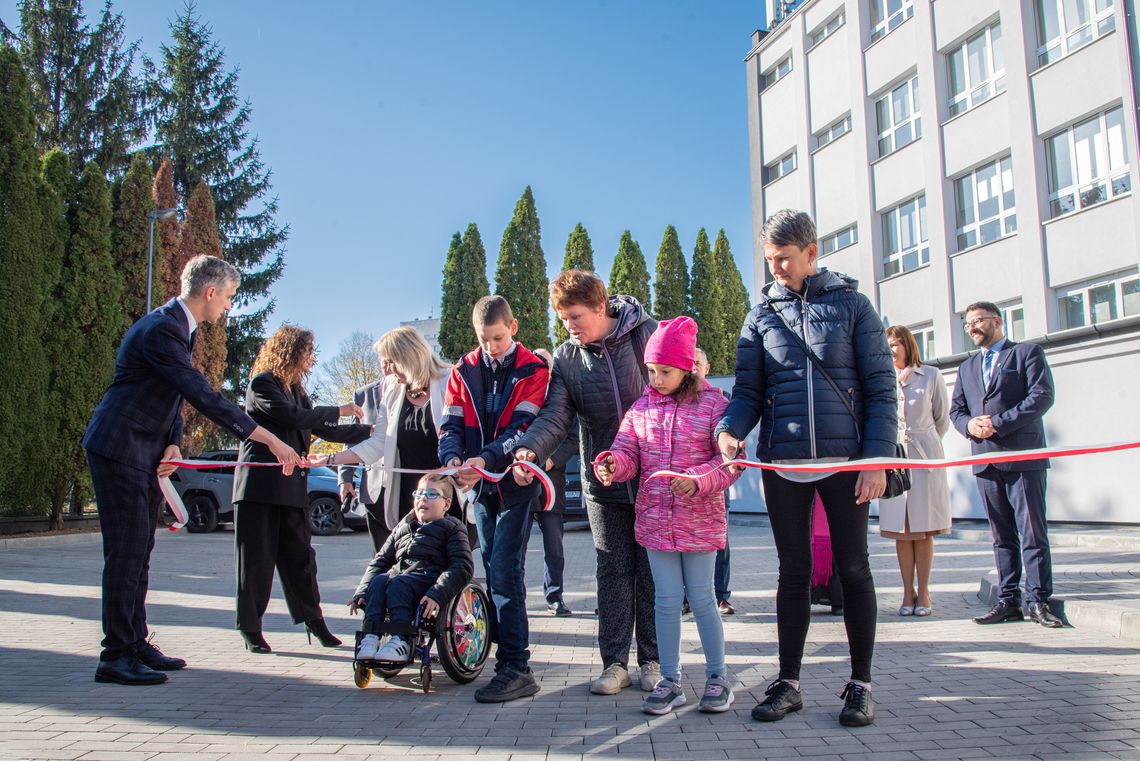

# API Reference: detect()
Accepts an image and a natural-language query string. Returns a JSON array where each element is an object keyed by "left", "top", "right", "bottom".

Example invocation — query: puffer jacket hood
[
  {"left": 516, "top": 295, "right": 657, "bottom": 505},
  {"left": 716, "top": 267, "right": 898, "bottom": 462}
]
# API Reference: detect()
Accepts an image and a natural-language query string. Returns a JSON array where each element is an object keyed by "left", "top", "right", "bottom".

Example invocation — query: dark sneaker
[
  {"left": 548, "top": 600, "right": 573, "bottom": 617},
  {"left": 717, "top": 599, "right": 735, "bottom": 615},
  {"left": 1028, "top": 602, "right": 1063, "bottom": 628},
  {"left": 137, "top": 638, "right": 186, "bottom": 671},
  {"left": 751, "top": 679, "right": 802, "bottom": 722},
  {"left": 973, "top": 600, "right": 1024, "bottom": 625},
  {"left": 474, "top": 666, "right": 540, "bottom": 703},
  {"left": 698, "top": 675, "right": 735, "bottom": 713},
  {"left": 641, "top": 678, "right": 686, "bottom": 715},
  {"left": 838, "top": 682, "right": 875, "bottom": 727},
  {"left": 681, "top": 600, "right": 691, "bottom": 615}
]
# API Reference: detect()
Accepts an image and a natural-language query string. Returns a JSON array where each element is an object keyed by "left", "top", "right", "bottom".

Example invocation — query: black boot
[
  {"left": 240, "top": 630, "right": 272, "bottom": 654},
  {"left": 305, "top": 618, "right": 342, "bottom": 647}
]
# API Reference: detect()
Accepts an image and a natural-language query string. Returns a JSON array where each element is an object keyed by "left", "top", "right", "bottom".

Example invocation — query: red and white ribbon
[{"left": 648, "top": 440, "right": 1140, "bottom": 481}]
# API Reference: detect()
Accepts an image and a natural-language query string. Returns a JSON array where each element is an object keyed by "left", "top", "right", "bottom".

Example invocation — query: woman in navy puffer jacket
[{"left": 715, "top": 210, "right": 896, "bottom": 729}]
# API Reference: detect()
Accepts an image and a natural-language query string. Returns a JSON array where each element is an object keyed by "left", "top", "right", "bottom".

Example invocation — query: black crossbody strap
[{"left": 767, "top": 302, "right": 859, "bottom": 427}]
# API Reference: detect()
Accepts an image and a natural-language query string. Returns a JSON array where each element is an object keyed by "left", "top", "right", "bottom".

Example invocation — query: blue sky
[{"left": 2, "top": 1, "right": 766, "bottom": 359}]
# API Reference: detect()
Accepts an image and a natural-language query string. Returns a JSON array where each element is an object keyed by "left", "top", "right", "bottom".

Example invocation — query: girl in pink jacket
[{"left": 594, "top": 316, "right": 740, "bottom": 716}]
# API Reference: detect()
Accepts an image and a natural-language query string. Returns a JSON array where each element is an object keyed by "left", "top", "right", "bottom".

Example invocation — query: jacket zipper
[
  {"left": 796, "top": 294, "right": 817, "bottom": 460},
  {"left": 600, "top": 341, "right": 636, "bottom": 503},
  {"left": 455, "top": 371, "right": 485, "bottom": 501}
]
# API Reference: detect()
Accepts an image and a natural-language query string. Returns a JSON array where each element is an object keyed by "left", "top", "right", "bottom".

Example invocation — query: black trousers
[
  {"left": 977, "top": 467, "right": 1052, "bottom": 605},
  {"left": 88, "top": 452, "right": 163, "bottom": 660},
  {"left": 762, "top": 470, "right": 877, "bottom": 683},
  {"left": 363, "top": 494, "right": 388, "bottom": 554},
  {"left": 234, "top": 501, "right": 323, "bottom": 632}
]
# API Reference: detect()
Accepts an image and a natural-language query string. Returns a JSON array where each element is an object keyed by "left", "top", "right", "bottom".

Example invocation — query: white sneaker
[
  {"left": 640, "top": 662, "right": 661, "bottom": 692},
  {"left": 375, "top": 635, "right": 411, "bottom": 663},
  {"left": 356, "top": 633, "right": 380, "bottom": 660},
  {"left": 590, "top": 663, "right": 632, "bottom": 695}
]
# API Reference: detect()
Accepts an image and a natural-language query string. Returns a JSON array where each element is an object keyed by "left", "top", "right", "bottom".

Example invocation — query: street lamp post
[{"left": 147, "top": 207, "right": 182, "bottom": 313}]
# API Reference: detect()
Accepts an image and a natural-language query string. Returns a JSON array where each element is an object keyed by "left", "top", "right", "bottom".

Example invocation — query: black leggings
[{"left": 762, "top": 470, "right": 877, "bottom": 683}]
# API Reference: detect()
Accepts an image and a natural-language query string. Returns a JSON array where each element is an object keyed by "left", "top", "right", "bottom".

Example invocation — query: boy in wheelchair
[{"left": 349, "top": 473, "right": 473, "bottom": 662}]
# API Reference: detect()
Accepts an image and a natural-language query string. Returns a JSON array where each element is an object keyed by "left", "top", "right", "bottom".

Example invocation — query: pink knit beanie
[{"left": 644, "top": 316, "right": 698, "bottom": 371}]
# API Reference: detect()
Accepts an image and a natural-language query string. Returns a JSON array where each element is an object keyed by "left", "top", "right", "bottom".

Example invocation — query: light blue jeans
[{"left": 646, "top": 549, "right": 725, "bottom": 681}]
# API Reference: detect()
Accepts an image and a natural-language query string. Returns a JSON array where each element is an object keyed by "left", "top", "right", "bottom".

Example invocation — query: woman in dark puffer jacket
[{"left": 716, "top": 210, "right": 897, "bottom": 729}]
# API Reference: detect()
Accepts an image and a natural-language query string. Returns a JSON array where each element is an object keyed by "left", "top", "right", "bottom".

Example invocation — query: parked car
[
  {"left": 167, "top": 450, "right": 367, "bottom": 536},
  {"left": 561, "top": 455, "right": 587, "bottom": 523}
]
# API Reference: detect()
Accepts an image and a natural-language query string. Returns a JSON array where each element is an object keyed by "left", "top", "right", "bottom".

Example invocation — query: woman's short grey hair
[
  {"left": 759, "top": 209, "right": 817, "bottom": 249},
  {"left": 181, "top": 255, "right": 241, "bottom": 297}
]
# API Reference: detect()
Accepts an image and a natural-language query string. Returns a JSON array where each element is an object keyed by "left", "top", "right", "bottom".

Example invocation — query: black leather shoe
[
  {"left": 1029, "top": 602, "right": 1064, "bottom": 628},
  {"left": 137, "top": 639, "right": 186, "bottom": 671},
  {"left": 838, "top": 682, "right": 875, "bottom": 727},
  {"left": 241, "top": 630, "right": 272, "bottom": 654},
  {"left": 751, "top": 680, "right": 802, "bottom": 722},
  {"left": 474, "top": 666, "right": 541, "bottom": 703},
  {"left": 305, "top": 618, "right": 342, "bottom": 647},
  {"left": 548, "top": 601, "right": 572, "bottom": 617},
  {"left": 973, "top": 600, "right": 1024, "bottom": 625},
  {"left": 95, "top": 655, "right": 168, "bottom": 685}
]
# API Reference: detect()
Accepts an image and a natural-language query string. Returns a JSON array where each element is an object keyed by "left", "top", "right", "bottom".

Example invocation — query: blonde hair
[
  {"left": 373, "top": 326, "right": 449, "bottom": 389},
  {"left": 418, "top": 472, "right": 458, "bottom": 503}
]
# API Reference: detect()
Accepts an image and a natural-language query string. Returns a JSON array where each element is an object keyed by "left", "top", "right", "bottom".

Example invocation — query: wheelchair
[{"left": 352, "top": 581, "right": 491, "bottom": 693}]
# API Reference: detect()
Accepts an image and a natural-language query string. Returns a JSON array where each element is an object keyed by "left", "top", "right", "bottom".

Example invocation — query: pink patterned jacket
[{"left": 594, "top": 380, "right": 740, "bottom": 552}]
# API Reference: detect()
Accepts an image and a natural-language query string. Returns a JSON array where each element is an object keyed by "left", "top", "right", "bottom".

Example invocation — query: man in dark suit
[
  {"left": 338, "top": 375, "right": 387, "bottom": 552},
  {"left": 950, "top": 301, "right": 1062, "bottom": 628},
  {"left": 83, "top": 255, "right": 303, "bottom": 685}
]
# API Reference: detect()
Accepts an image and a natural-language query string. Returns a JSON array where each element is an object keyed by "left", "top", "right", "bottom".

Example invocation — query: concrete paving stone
[{"left": 73, "top": 753, "right": 155, "bottom": 761}]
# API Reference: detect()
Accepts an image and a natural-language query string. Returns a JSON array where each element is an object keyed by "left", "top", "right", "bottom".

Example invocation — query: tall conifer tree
[
  {"left": 712, "top": 229, "right": 750, "bottom": 376},
  {"left": 689, "top": 228, "right": 725, "bottom": 369},
  {"left": 150, "top": 2, "right": 286, "bottom": 394},
  {"left": 458, "top": 222, "right": 489, "bottom": 331},
  {"left": 112, "top": 152, "right": 157, "bottom": 324},
  {"left": 609, "top": 230, "right": 651, "bottom": 313},
  {"left": 153, "top": 157, "right": 183, "bottom": 305},
  {"left": 495, "top": 187, "right": 549, "bottom": 350},
  {"left": 437, "top": 231, "right": 466, "bottom": 361},
  {"left": 555, "top": 223, "right": 595, "bottom": 344},
  {"left": 0, "top": 45, "right": 53, "bottom": 515},
  {"left": 653, "top": 224, "right": 689, "bottom": 320}
]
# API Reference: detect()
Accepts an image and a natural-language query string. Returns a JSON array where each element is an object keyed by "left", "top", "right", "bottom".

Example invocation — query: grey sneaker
[
  {"left": 641, "top": 678, "right": 686, "bottom": 715},
  {"left": 698, "top": 675, "right": 736, "bottom": 713},
  {"left": 639, "top": 661, "right": 661, "bottom": 692},
  {"left": 590, "top": 663, "right": 632, "bottom": 695}
]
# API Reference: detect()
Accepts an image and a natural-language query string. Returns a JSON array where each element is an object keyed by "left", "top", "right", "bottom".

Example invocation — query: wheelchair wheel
[
  {"left": 436, "top": 583, "right": 491, "bottom": 683},
  {"left": 353, "top": 662, "right": 372, "bottom": 688},
  {"left": 420, "top": 663, "right": 432, "bottom": 694}
]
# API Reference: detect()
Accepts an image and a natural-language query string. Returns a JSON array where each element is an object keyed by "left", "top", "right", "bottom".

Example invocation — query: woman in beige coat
[{"left": 879, "top": 326, "right": 951, "bottom": 617}]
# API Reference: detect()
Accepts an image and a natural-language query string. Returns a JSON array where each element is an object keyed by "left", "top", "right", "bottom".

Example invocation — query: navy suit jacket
[
  {"left": 82, "top": 299, "right": 259, "bottom": 472},
  {"left": 949, "top": 340, "right": 1055, "bottom": 473}
]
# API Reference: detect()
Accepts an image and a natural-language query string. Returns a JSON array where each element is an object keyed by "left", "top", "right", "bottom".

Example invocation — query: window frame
[
  {"left": 947, "top": 22, "right": 1006, "bottom": 117},
  {"left": 871, "top": 0, "right": 915, "bottom": 42},
  {"left": 1035, "top": 0, "right": 1116, "bottom": 66},
  {"left": 1045, "top": 106, "right": 1132, "bottom": 219},
  {"left": 761, "top": 55, "right": 793, "bottom": 91},
  {"left": 809, "top": 10, "right": 846, "bottom": 49},
  {"left": 819, "top": 224, "right": 858, "bottom": 256},
  {"left": 875, "top": 76, "right": 922, "bottom": 158},
  {"left": 1056, "top": 272, "right": 1140, "bottom": 329},
  {"left": 881, "top": 195, "right": 929, "bottom": 278},
  {"left": 1000, "top": 303, "right": 1026, "bottom": 341},
  {"left": 762, "top": 150, "right": 797, "bottom": 186},
  {"left": 953, "top": 155, "right": 1017, "bottom": 252},
  {"left": 815, "top": 114, "right": 852, "bottom": 149}
]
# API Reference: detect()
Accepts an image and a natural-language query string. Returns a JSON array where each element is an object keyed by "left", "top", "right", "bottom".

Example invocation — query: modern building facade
[
  {"left": 400, "top": 316, "right": 442, "bottom": 357},
  {"left": 742, "top": 0, "right": 1140, "bottom": 523}
]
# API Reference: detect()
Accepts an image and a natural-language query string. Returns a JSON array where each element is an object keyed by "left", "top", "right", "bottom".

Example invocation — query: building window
[
  {"left": 1036, "top": 0, "right": 1115, "bottom": 66},
  {"left": 954, "top": 156, "right": 1016, "bottom": 251},
  {"left": 1045, "top": 106, "right": 1131, "bottom": 218},
  {"left": 882, "top": 195, "right": 928, "bottom": 277},
  {"left": 809, "top": 10, "right": 845, "bottom": 48},
  {"left": 875, "top": 76, "right": 921, "bottom": 158},
  {"left": 761, "top": 55, "right": 792, "bottom": 91},
  {"left": 1000, "top": 303, "right": 1026, "bottom": 341},
  {"left": 871, "top": 0, "right": 914, "bottom": 42},
  {"left": 815, "top": 115, "right": 852, "bottom": 149},
  {"left": 763, "top": 151, "right": 796, "bottom": 185},
  {"left": 820, "top": 224, "right": 858, "bottom": 255},
  {"left": 912, "top": 324, "right": 936, "bottom": 361},
  {"left": 1057, "top": 273, "right": 1140, "bottom": 329},
  {"left": 948, "top": 22, "right": 1005, "bottom": 117}
]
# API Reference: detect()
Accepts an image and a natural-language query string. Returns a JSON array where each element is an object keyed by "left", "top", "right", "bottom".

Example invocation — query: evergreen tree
[
  {"left": 609, "top": 230, "right": 651, "bottom": 313},
  {"left": 0, "top": 45, "right": 54, "bottom": 516},
  {"left": 180, "top": 179, "right": 229, "bottom": 454},
  {"left": 437, "top": 231, "right": 466, "bottom": 361},
  {"left": 46, "top": 161, "right": 123, "bottom": 525},
  {"left": 14, "top": 0, "right": 146, "bottom": 177},
  {"left": 689, "top": 228, "right": 725, "bottom": 370},
  {"left": 653, "top": 224, "right": 689, "bottom": 321},
  {"left": 495, "top": 186, "right": 549, "bottom": 350},
  {"left": 712, "top": 229, "right": 750, "bottom": 376},
  {"left": 455, "top": 222, "right": 490, "bottom": 349},
  {"left": 153, "top": 157, "right": 183, "bottom": 304},
  {"left": 149, "top": 2, "right": 287, "bottom": 395},
  {"left": 554, "top": 223, "right": 595, "bottom": 344},
  {"left": 112, "top": 151, "right": 157, "bottom": 324}
]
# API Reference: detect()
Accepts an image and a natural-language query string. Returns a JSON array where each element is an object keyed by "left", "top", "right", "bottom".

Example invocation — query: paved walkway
[{"left": 1, "top": 521, "right": 1139, "bottom": 761}]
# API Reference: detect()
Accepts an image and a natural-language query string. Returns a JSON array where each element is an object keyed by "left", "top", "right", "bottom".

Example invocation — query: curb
[
  {"left": 954, "top": 523, "right": 1140, "bottom": 551},
  {"left": 978, "top": 572, "right": 1140, "bottom": 641},
  {"left": 0, "top": 531, "right": 103, "bottom": 551}
]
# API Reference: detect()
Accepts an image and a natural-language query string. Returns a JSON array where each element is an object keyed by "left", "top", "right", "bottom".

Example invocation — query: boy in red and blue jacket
[{"left": 438, "top": 294, "right": 548, "bottom": 703}]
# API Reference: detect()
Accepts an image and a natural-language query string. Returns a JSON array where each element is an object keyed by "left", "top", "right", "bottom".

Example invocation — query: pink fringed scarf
[{"left": 811, "top": 493, "right": 833, "bottom": 587}]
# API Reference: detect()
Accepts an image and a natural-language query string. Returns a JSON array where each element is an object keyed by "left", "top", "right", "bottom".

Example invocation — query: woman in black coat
[{"left": 233, "top": 325, "right": 371, "bottom": 654}]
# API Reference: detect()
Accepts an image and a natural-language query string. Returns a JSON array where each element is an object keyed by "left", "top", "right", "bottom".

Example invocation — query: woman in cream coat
[
  {"left": 312, "top": 327, "right": 452, "bottom": 547},
  {"left": 879, "top": 325, "right": 951, "bottom": 617}
]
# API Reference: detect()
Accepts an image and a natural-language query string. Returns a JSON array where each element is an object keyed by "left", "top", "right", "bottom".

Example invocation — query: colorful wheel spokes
[{"left": 450, "top": 590, "right": 487, "bottom": 670}]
